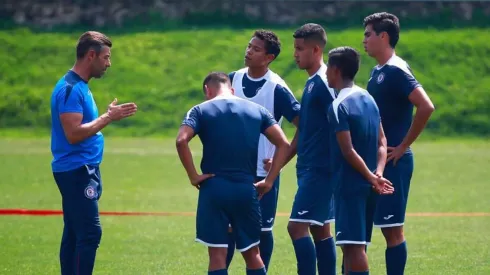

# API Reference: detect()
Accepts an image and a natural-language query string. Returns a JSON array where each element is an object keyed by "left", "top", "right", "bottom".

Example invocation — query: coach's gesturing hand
[
  {"left": 370, "top": 174, "right": 394, "bottom": 195},
  {"left": 254, "top": 179, "right": 273, "bottom": 200},
  {"left": 106, "top": 98, "right": 138, "bottom": 121}
]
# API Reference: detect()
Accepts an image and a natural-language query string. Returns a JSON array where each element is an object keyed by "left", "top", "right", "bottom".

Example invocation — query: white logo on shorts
[
  {"left": 336, "top": 231, "right": 341, "bottom": 237},
  {"left": 298, "top": 211, "right": 309, "bottom": 215},
  {"left": 85, "top": 165, "right": 96, "bottom": 175},
  {"left": 383, "top": 215, "right": 394, "bottom": 220},
  {"left": 267, "top": 218, "right": 274, "bottom": 223},
  {"left": 84, "top": 186, "right": 97, "bottom": 199}
]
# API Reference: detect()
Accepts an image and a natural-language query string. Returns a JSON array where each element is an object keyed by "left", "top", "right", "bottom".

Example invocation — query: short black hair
[
  {"left": 76, "top": 31, "right": 112, "bottom": 59},
  {"left": 363, "top": 12, "right": 400, "bottom": 48},
  {"left": 202, "top": 72, "right": 231, "bottom": 92},
  {"left": 327, "top": 47, "right": 360, "bottom": 81},
  {"left": 253, "top": 29, "right": 281, "bottom": 60},
  {"left": 293, "top": 23, "right": 327, "bottom": 48}
]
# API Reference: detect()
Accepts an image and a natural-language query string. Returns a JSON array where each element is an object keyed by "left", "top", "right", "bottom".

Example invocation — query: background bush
[{"left": 0, "top": 27, "right": 489, "bottom": 137}]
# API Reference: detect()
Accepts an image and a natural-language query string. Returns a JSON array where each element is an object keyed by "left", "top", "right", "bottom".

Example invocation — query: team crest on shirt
[
  {"left": 307, "top": 82, "right": 314, "bottom": 93},
  {"left": 377, "top": 72, "right": 385, "bottom": 84},
  {"left": 84, "top": 186, "right": 97, "bottom": 199}
]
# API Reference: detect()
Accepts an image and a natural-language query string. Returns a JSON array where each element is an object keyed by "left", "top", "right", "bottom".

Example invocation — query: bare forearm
[
  {"left": 285, "top": 130, "right": 298, "bottom": 165},
  {"left": 266, "top": 143, "right": 290, "bottom": 183},
  {"left": 342, "top": 149, "right": 375, "bottom": 182},
  {"left": 176, "top": 142, "right": 198, "bottom": 180},
  {"left": 401, "top": 107, "right": 434, "bottom": 148},
  {"left": 68, "top": 113, "right": 112, "bottom": 144},
  {"left": 376, "top": 145, "right": 387, "bottom": 175}
]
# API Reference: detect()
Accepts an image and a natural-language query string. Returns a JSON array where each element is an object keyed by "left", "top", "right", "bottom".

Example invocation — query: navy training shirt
[
  {"left": 229, "top": 71, "right": 300, "bottom": 123},
  {"left": 50, "top": 70, "right": 104, "bottom": 172},
  {"left": 367, "top": 54, "right": 421, "bottom": 149},
  {"left": 181, "top": 94, "right": 277, "bottom": 182},
  {"left": 296, "top": 64, "right": 336, "bottom": 170},
  {"left": 328, "top": 85, "right": 381, "bottom": 193}
]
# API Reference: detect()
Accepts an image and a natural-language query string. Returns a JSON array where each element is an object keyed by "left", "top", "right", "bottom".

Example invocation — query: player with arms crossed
[
  {"left": 176, "top": 72, "right": 291, "bottom": 275},
  {"left": 50, "top": 31, "right": 138, "bottom": 275},
  {"left": 227, "top": 29, "right": 300, "bottom": 271},
  {"left": 363, "top": 12, "right": 435, "bottom": 274},
  {"left": 289, "top": 23, "right": 337, "bottom": 275},
  {"left": 326, "top": 46, "right": 394, "bottom": 275}
]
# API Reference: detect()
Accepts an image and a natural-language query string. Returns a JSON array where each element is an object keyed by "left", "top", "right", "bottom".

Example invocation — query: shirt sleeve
[
  {"left": 274, "top": 84, "right": 301, "bottom": 122},
  {"left": 181, "top": 106, "right": 201, "bottom": 134},
  {"left": 392, "top": 65, "right": 422, "bottom": 98},
  {"left": 57, "top": 84, "right": 84, "bottom": 114},
  {"left": 260, "top": 106, "right": 278, "bottom": 134},
  {"left": 328, "top": 103, "right": 350, "bottom": 133}
]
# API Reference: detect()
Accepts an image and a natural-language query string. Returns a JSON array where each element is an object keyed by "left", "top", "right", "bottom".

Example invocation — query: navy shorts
[
  {"left": 335, "top": 188, "right": 376, "bottom": 246},
  {"left": 374, "top": 153, "right": 414, "bottom": 228},
  {"left": 196, "top": 177, "right": 261, "bottom": 252},
  {"left": 255, "top": 175, "right": 280, "bottom": 231},
  {"left": 289, "top": 168, "right": 335, "bottom": 226}
]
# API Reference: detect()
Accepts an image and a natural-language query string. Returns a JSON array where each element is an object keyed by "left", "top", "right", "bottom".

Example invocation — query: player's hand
[
  {"left": 369, "top": 174, "right": 394, "bottom": 195},
  {"left": 387, "top": 144, "right": 407, "bottom": 166},
  {"left": 190, "top": 174, "right": 215, "bottom": 190},
  {"left": 106, "top": 98, "right": 138, "bottom": 121},
  {"left": 262, "top": 158, "right": 272, "bottom": 172},
  {"left": 254, "top": 179, "right": 273, "bottom": 200}
]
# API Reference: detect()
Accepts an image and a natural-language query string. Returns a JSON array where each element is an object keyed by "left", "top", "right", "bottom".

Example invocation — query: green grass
[
  {"left": 0, "top": 138, "right": 489, "bottom": 274},
  {"left": 1, "top": 27, "right": 490, "bottom": 136}
]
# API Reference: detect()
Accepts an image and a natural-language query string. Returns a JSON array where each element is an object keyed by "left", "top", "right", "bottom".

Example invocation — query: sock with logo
[
  {"left": 208, "top": 269, "right": 227, "bottom": 275},
  {"left": 292, "top": 236, "right": 316, "bottom": 275},
  {"left": 315, "top": 237, "right": 336, "bottom": 275},
  {"left": 246, "top": 267, "right": 266, "bottom": 275},
  {"left": 259, "top": 231, "right": 274, "bottom": 271},
  {"left": 386, "top": 241, "right": 407, "bottom": 275}
]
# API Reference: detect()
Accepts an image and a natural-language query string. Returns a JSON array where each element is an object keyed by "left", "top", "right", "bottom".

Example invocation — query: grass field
[{"left": 0, "top": 137, "right": 489, "bottom": 274}]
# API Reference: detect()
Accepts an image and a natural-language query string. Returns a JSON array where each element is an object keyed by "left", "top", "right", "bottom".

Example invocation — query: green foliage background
[{"left": 0, "top": 26, "right": 489, "bottom": 137}]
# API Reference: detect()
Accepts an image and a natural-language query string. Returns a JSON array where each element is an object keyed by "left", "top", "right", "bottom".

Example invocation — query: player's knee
[
  {"left": 287, "top": 221, "right": 309, "bottom": 240},
  {"left": 208, "top": 247, "right": 227, "bottom": 268},
  {"left": 344, "top": 244, "right": 365, "bottom": 256},
  {"left": 310, "top": 223, "right": 332, "bottom": 241},
  {"left": 343, "top": 245, "right": 367, "bottom": 267},
  {"left": 381, "top": 226, "right": 405, "bottom": 246},
  {"left": 241, "top": 246, "right": 263, "bottom": 269}
]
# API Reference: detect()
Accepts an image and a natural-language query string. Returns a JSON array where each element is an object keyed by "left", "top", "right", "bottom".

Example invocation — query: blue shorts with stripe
[
  {"left": 289, "top": 167, "right": 335, "bottom": 226},
  {"left": 255, "top": 175, "right": 280, "bottom": 231},
  {"left": 196, "top": 176, "right": 261, "bottom": 252},
  {"left": 335, "top": 188, "right": 377, "bottom": 246},
  {"left": 374, "top": 152, "right": 414, "bottom": 228}
]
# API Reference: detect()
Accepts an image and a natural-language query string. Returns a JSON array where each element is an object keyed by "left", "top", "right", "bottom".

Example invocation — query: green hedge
[{"left": 0, "top": 27, "right": 489, "bottom": 137}]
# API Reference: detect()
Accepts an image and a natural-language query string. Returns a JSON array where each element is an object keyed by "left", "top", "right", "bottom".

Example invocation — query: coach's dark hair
[
  {"left": 253, "top": 29, "right": 281, "bottom": 60},
  {"left": 76, "top": 31, "right": 112, "bottom": 59},
  {"left": 363, "top": 12, "right": 400, "bottom": 48},
  {"left": 327, "top": 47, "right": 360, "bottom": 81},
  {"left": 293, "top": 23, "right": 327, "bottom": 48},
  {"left": 202, "top": 72, "right": 231, "bottom": 92}
]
